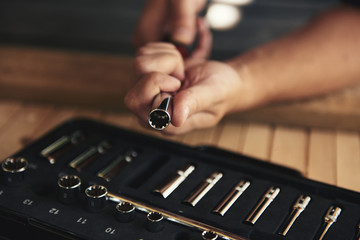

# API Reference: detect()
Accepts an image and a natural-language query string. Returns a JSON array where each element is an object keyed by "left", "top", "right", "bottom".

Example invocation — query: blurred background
[{"left": 0, "top": 0, "right": 339, "bottom": 60}]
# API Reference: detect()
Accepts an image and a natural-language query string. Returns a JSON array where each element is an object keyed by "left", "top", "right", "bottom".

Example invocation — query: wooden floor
[{"left": 0, "top": 100, "right": 359, "bottom": 193}]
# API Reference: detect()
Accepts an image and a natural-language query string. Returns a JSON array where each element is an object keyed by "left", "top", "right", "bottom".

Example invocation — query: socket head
[
  {"left": 148, "top": 109, "right": 171, "bottom": 130},
  {"left": 1, "top": 157, "right": 28, "bottom": 186}
]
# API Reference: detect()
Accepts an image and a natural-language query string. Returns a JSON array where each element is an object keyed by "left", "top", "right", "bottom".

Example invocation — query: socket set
[{"left": 0, "top": 118, "right": 360, "bottom": 240}]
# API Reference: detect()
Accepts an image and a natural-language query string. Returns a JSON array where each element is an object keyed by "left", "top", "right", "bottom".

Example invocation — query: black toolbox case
[{"left": 0, "top": 118, "right": 359, "bottom": 240}]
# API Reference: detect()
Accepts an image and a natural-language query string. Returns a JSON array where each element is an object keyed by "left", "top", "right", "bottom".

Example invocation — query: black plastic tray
[{"left": 0, "top": 118, "right": 359, "bottom": 240}]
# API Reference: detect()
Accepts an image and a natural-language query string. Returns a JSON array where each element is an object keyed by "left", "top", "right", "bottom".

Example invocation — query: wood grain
[
  {"left": 270, "top": 126, "right": 309, "bottom": 173},
  {"left": 0, "top": 45, "right": 133, "bottom": 110},
  {"left": 216, "top": 120, "right": 249, "bottom": 153},
  {"left": 307, "top": 129, "right": 337, "bottom": 185},
  {"left": 0, "top": 102, "right": 358, "bottom": 193},
  {"left": 0, "top": 104, "right": 54, "bottom": 159},
  {"left": 2, "top": 44, "right": 360, "bottom": 130},
  {"left": 336, "top": 130, "right": 360, "bottom": 192},
  {"left": 242, "top": 123, "right": 273, "bottom": 161}
]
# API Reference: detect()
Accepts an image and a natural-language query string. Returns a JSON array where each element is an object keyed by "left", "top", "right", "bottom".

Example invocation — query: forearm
[{"left": 227, "top": 5, "right": 360, "bottom": 112}]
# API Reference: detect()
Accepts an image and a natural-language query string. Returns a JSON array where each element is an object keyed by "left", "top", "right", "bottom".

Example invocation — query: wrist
[{"left": 225, "top": 51, "right": 271, "bottom": 113}]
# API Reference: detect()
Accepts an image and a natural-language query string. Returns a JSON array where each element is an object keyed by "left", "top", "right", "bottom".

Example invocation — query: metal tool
[
  {"left": 213, "top": 180, "right": 250, "bottom": 216},
  {"left": 97, "top": 149, "right": 138, "bottom": 181},
  {"left": 245, "top": 186, "right": 280, "bottom": 225},
  {"left": 107, "top": 191, "right": 246, "bottom": 240},
  {"left": 85, "top": 185, "right": 108, "bottom": 212},
  {"left": 154, "top": 164, "right": 195, "bottom": 198},
  {"left": 202, "top": 231, "right": 218, "bottom": 240},
  {"left": 69, "top": 140, "right": 111, "bottom": 171},
  {"left": 314, "top": 206, "right": 342, "bottom": 240},
  {"left": 57, "top": 175, "right": 81, "bottom": 204},
  {"left": 116, "top": 201, "right": 136, "bottom": 223},
  {"left": 184, "top": 171, "right": 223, "bottom": 207},
  {"left": 354, "top": 220, "right": 360, "bottom": 240},
  {"left": 147, "top": 212, "right": 164, "bottom": 232},
  {"left": 40, "top": 130, "right": 84, "bottom": 164},
  {"left": 1, "top": 157, "right": 28, "bottom": 186},
  {"left": 148, "top": 97, "right": 171, "bottom": 130},
  {"left": 278, "top": 194, "right": 311, "bottom": 236}
]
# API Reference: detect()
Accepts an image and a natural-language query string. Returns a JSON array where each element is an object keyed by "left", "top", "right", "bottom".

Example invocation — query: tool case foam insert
[{"left": 0, "top": 118, "right": 359, "bottom": 240}]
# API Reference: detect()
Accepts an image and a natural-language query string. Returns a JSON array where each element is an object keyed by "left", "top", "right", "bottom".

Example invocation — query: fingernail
[{"left": 172, "top": 28, "right": 192, "bottom": 45}]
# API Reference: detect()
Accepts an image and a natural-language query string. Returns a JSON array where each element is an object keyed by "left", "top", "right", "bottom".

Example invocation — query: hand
[
  {"left": 125, "top": 43, "right": 254, "bottom": 135},
  {"left": 133, "top": 0, "right": 207, "bottom": 47},
  {"left": 166, "top": 60, "right": 247, "bottom": 135}
]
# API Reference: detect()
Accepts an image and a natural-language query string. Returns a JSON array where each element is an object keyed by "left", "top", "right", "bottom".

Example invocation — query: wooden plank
[
  {"left": 307, "top": 129, "right": 337, "bottom": 185},
  {"left": 336, "top": 130, "right": 360, "bottom": 192},
  {"left": 270, "top": 126, "right": 308, "bottom": 173},
  {"left": 0, "top": 101, "right": 23, "bottom": 127},
  {"left": 227, "top": 84, "right": 360, "bottom": 131},
  {"left": 0, "top": 45, "right": 133, "bottom": 110},
  {"left": 2, "top": 45, "right": 360, "bottom": 130},
  {"left": 242, "top": 123, "right": 273, "bottom": 161},
  {"left": 0, "top": 104, "right": 54, "bottom": 159},
  {"left": 216, "top": 120, "right": 248, "bottom": 153},
  {"left": 103, "top": 112, "right": 135, "bottom": 129},
  {"left": 30, "top": 106, "right": 78, "bottom": 141},
  {"left": 180, "top": 126, "right": 221, "bottom": 147}
]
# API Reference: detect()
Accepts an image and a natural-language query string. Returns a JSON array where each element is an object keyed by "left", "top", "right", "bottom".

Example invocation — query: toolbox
[{"left": 0, "top": 118, "right": 359, "bottom": 240}]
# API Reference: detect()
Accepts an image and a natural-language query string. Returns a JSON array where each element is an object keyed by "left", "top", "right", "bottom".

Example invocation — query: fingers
[
  {"left": 163, "top": 111, "right": 222, "bottom": 135},
  {"left": 124, "top": 72, "right": 181, "bottom": 122},
  {"left": 134, "top": 43, "right": 185, "bottom": 80},
  {"left": 169, "top": 0, "right": 207, "bottom": 45},
  {"left": 132, "top": 0, "right": 167, "bottom": 47},
  {"left": 188, "top": 17, "right": 213, "bottom": 62},
  {"left": 171, "top": 84, "right": 224, "bottom": 127}
]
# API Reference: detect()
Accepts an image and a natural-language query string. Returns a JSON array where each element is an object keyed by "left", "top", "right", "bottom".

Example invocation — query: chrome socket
[
  {"left": 85, "top": 185, "right": 108, "bottom": 212},
  {"left": 1, "top": 157, "right": 28, "bottom": 186},
  {"left": 148, "top": 97, "right": 171, "bottom": 130},
  {"left": 146, "top": 212, "right": 164, "bottom": 232},
  {"left": 116, "top": 202, "right": 136, "bottom": 223},
  {"left": 57, "top": 175, "right": 81, "bottom": 204},
  {"left": 202, "top": 231, "right": 218, "bottom": 240}
]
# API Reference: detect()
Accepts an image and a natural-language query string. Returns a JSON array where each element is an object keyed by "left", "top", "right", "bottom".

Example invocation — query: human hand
[
  {"left": 125, "top": 43, "right": 254, "bottom": 135},
  {"left": 133, "top": 0, "right": 207, "bottom": 47}
]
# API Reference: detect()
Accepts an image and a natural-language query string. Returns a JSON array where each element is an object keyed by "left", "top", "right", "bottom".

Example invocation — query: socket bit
[
  {"left": 314, "top": 205, "right": 342, "bottom": 240},
  {"left": 245, "top": 186, "right": 280, "bottom": 225},
  {"left": 184, "top": 171, "right": 223, "bottom": 207},
  {"left": 213, "top": 180, "right": 250, "bottom": 216},
  {"left": 278, "top": 195, "right": 311, "bottom": 236},
  {"left": 154, "top": 164, "right": 195, "bottom": 198},
  {"left": 148, "top": 97, "right": 171, "bottom": 130}
]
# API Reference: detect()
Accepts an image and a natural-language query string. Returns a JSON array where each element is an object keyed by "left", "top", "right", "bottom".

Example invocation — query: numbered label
[
  {"left": 105, "top": 227, "right": 116, "bottom": 235},
  {"left": 76, "top": 217, "right": 87, "bottom": 224},
  {"left": 22, "top": 199, "right": 34, "bottom": 206},
  {"left": 49, "top": 208, "right": 60, "bottom": 215}
]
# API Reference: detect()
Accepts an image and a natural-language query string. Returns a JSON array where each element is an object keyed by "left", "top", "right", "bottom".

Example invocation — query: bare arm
[
  {"left": 125, "top": 4, "right": 360, "bottom": 134},
  {"left": 227, "top": 5, "right": 360, "bottom": 113}
]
